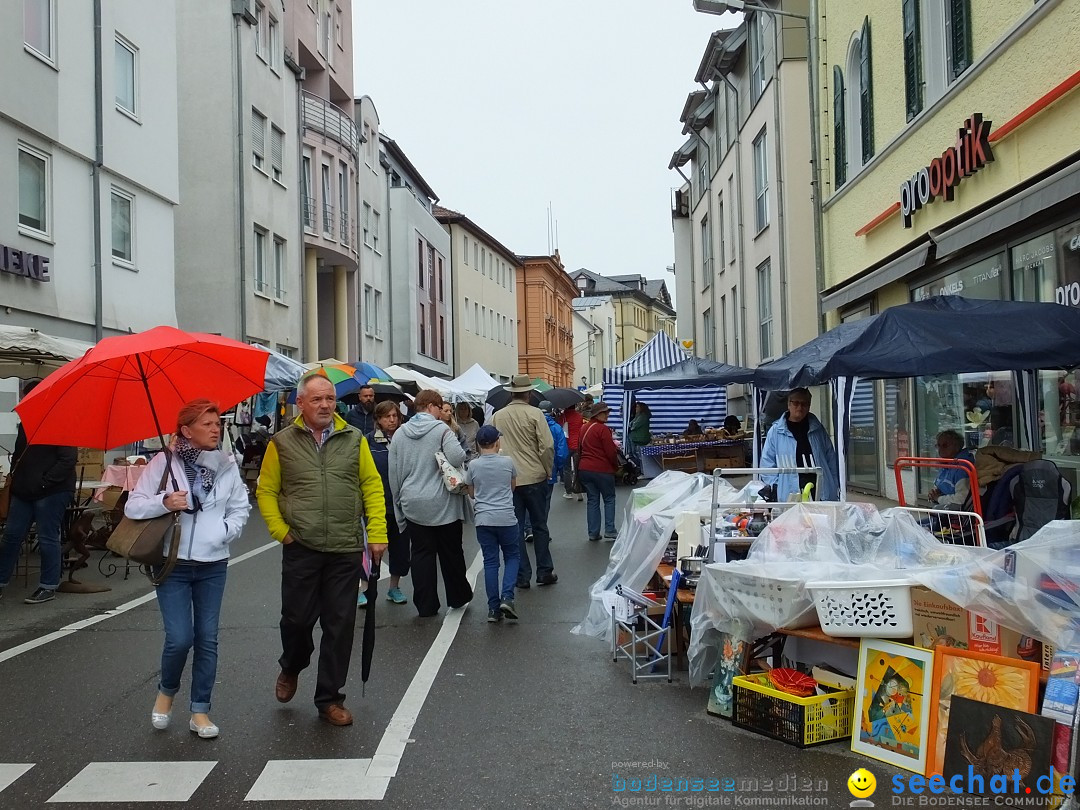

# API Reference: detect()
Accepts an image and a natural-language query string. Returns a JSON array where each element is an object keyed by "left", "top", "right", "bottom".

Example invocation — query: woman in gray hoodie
[{"left": 388, "top": 389, "right": 473, "bottom": 617}]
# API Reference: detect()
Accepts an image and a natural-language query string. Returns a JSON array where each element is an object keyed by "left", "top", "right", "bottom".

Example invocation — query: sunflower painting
[{"left": 926, "top": 647, "right": 1040, "bottom": 777}]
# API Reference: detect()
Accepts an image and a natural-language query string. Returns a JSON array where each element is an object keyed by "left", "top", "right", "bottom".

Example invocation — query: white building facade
[
  {"left": 572, "top": 295, "right": 617, "bottom": 387},
  {"left": 1, "top": 0, "right": 179, "bottom": 342},
  {"left": 381, "top": 135, "right": 452, "bottom": 377},
  {"left": 355, "top": 94, "right": 390, "bottom": 368},
  {"left": 433, "top": 206, "right": 519, "bottom": 383},
  {"left": 669, "top": 5, "right": 816, "bottom": 416}
]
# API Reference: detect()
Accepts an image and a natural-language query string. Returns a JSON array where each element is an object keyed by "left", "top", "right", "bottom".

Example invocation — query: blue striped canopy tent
[
  {"left": 623, "top": 357, "right": 755, "bottom": 436},
  {"left": 601, "top": 333, "right": 688, "bottom": 435}
]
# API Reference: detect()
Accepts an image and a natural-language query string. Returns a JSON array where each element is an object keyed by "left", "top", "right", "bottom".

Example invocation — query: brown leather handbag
[{"left": 105, "top": 452, "right": 181, "bottom": 586}]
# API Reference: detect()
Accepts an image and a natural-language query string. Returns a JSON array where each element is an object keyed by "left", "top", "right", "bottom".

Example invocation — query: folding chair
[{"left": 608, "top": 579, "right": 679, "bottom": 684}]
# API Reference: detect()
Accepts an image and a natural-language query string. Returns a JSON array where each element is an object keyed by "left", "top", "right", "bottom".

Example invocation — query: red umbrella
[{"left": 15, "top": 325, "right": 269, "bottom": 449}]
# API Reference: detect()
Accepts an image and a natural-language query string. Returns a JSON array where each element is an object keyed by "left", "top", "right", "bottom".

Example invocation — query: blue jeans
[
  {"left": 475, "top": 524, "right": 520, "bottom": 611},
  {"left": 514, "top": 481, "right": 553, "bottom": 583},
  {"left": 579, "top": 470, "right": 616, "bottom": 539},
  {"left": 155, "top": 560, "right": 228, "bottom": 713},
  {"left": 0, "top": 490, "right": 72, "bottom": 591}
]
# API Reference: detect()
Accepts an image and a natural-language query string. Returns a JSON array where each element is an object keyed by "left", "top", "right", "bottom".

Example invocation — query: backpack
[
  {"left": 1009, "top": 459, "right": 1072, "bottom": 542},
  {"left": 546, "top": 415, "right": 569, "bottom": 482}
]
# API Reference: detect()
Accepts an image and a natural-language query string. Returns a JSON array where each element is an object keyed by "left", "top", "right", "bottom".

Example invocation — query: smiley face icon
[{"left": 848, "top": 768, "right": 877, "bottom": 799}]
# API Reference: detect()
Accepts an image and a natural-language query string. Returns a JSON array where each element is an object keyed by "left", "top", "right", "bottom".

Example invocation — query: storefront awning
[
  {"left": 820, "top": 241, "right": 932, "bottom": 312},
  {"left": 933, "top": 159, "right": 1080, "bottom": 260}
]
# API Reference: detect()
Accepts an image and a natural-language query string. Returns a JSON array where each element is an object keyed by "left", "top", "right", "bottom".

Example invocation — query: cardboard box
[
  {"left": 705, "top": 457, "right": 742, "bottom": 471},
  {"left": 910, "top": 586, "right": 1041, "bottom": 663},
  {"left": 77, "top": 448, "right": 105, "bottom": 466}
]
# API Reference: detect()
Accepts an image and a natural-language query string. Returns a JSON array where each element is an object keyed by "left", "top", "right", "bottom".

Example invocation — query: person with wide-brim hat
[{"left": 491, "top": 375, "right": 557, "bottom": 588}]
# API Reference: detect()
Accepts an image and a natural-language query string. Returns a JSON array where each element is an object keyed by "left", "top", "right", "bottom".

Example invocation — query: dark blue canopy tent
[
  {"left": 623, "top": 357, "right": 756, "bottom": 390},
  {"left": 752, "top": 296, "right": 1080, "bottom": 498}
]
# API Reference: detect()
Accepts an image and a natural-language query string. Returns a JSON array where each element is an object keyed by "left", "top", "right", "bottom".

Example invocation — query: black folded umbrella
[{"left": 361, "top": 562, "right": 379, "bottom": 696}]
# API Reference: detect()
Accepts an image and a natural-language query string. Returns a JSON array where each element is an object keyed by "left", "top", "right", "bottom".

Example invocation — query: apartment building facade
[
  {"left": 381, "top": 135, "right": 452, "bottom": 377},
  {"left": 2, "top": 0, "right": 179, "bottom": 342},
  {"left": 355, "top": 94, "right": 390, "bottom": 367},
  {"left": 816, "top": 0, "right": 1080, "bottom": 495},
  {"left": 433, "top": 206, "right": 519, "bottom": 383},
  {"left": 568, "top": 269, "right": 676, "bottom": 364},
  {"left": 669, "top": 4, "right": 815, "bottom": 418},
  {"left": 572, "top": 295, "right": 617, "bottom": 388},
  {"left": 517, "top": 253, "right": 576, "bottom": 387}
]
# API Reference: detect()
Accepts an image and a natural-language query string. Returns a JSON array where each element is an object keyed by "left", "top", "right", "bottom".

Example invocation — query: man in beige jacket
[{"left": 491, "top": 376, "right": 556, "bottom": 587}]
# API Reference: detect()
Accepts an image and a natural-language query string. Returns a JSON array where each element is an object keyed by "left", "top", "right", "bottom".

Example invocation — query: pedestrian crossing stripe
[{"left": 0, "top": 760, "right": 392, "bottom": 803}]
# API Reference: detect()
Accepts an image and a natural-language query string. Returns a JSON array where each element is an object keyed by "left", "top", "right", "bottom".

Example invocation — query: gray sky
[{"left": 353, "top": 1, "right": 729, "bottom": 300}]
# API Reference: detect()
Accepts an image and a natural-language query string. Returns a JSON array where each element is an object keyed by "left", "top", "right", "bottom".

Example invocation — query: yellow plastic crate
[{"left": 732, "top": 673, "right": 855, "bottom": 748}]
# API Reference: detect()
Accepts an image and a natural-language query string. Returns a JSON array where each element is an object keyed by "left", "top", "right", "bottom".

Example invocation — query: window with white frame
[
  {"left": 464, "top": 297, "right": 471, "bottom": 332},
  {"left": 253, "top": 227, "right": 267, "bottom": 293},
  {"left": 255, "top": 2, "right": 267, "bottom": 59},
  {"left": 373, "top": 289, "right": 383, "bottom": 336},
  {"left": 270, "top": 126, "right": 284, "bottom": 182},
  {"left": 732, "top": 284, "right": 741, "bottom": 364},
  {"left": 904, "top": 0, "right": 972, "bottom": 121},
  {"left": 273, "top": 236, "right": 285, "bottom": 300},
  {"left": 748, "top": 12, "right": 766, "bottom": 102},
  {"left": 18, "top": 143, "right": 49, "bottom": 236},
  {"left": 364, "top": 284, "right": 374, "bottom": 334},
  {"left": 462, "top": 235, "right": 469, "bottom": 265},
  {"left": 753, "top": 128, "right": 769, "bottom": 232},
  {"left": 702, "top": 308, "right": 714, "bottom": 360},
  {"left": 362, "top": 122, "right": 373, "bottom": 166},
  {"left": 372, "top": 210, "right": 380, "bottom": 251},
  {"left": 321, "top": 163, "right": 332, "bottom": 235},
  {"left": 111, "top": 188, "right": 134, "bottom": 265},
  {"left": 301, "top": 152, "right": 314, "bottom": 230},
  {"left": 362, "top": 203, "right": 371, "bottom": 246},
  {"left": 700, "top": 215, "right": 712, "bottom": 290},
  {"left": 474, "top": 302, "right": 479, "bottom": 332},
  {"left": 843, "top": 18, "right": 874, "bottom": 172},
  {"left": 24, "top": 0, "right": 54, "bottom": 62},
  {"left": 276, "top": 344, "right": 296, "bottom": 358},
  {"left": 335, "top": 5, "right": 344, "bottom": 47},
  {"left": 720, "top": 294, "right": 728, "bottom": 362},
  {"left": 337, "top": 162, "right": 349, "bottom": 244},
  {"left": 115, "top": 36, "right": 138, "bottom": 117},
  {"left": 717, "top": 196, "right": 726, "bottom": 269},
  {"left": 251, "top": 109, "right": 266, "bottom": 170},
  {"left": 269, "top": 13, "right": 281, "bottom": 71},
  {"left": 757, "top": 259, "right": 773, "bottom": 359}
]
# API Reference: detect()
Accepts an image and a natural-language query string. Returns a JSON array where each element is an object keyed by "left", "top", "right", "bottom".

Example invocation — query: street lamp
[{"left": 691, "top": 0, "right": 826, "bottom": 336}]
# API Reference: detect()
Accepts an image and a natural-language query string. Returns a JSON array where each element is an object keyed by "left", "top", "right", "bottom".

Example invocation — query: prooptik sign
[{"left": 899, "top": 113, "right": 995, "bottom": 228}]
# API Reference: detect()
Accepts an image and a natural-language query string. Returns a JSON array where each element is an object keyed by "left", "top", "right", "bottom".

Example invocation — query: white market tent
[
  {"left": 385, "top": 364, "right": 452, "bottom": 395},
  {"left": 0, "top": 325, "right": 92, "bottom": 380},
  {"left": 601, "top": 333, "right": 728, "bottom": 435},
  {"left": 445, "top": 363, "right": 503, "bottom": 402}
]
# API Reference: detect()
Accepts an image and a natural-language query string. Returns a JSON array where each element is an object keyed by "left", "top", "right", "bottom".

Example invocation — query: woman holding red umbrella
[{"left": 126, "top": 399, "right": 251, "bottom": 740}]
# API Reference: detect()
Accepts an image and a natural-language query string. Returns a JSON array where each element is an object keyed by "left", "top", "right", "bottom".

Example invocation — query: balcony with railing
[
  {"left": 302, "top": 92, "right": 359, "bottom": 160},
  {"left": 302, "top": 196, "right": 316, "bottom": 232},
  {"left": 322, "top": 203, "right": 336, "bottom": 238}
]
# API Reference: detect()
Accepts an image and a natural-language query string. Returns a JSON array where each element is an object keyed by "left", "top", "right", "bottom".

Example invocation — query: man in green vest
[{"left": 257, "top": 374, "right": 387, "bottom": 727}]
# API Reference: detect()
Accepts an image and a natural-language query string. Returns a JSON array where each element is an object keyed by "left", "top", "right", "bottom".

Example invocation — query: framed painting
[
  {"left": 852, "top": 639, "right": 935, "bottom": 773},
  {"left": 706, "top": 632, "right": 750, "bottom": 719},
  {"left": 942, "top": 696, "right": 1054, "bottom": 799},
  {"left": 926, "top": 647, "right": 1040, "bottom": 777}
]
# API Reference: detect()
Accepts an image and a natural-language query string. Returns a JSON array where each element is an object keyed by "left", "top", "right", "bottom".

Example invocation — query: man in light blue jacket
[{"left": 759, "top": 388, "right": 840, "bottom": 501}]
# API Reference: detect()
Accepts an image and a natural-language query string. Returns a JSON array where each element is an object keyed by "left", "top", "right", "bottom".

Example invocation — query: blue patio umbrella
[{"left": 352, "top": 361, "right": 394, "bottom": 384}]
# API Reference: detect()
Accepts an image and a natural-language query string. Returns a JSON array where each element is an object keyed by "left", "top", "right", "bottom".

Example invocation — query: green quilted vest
[{"left": 271, "top": 423, "right": 366, "bottom": 553}]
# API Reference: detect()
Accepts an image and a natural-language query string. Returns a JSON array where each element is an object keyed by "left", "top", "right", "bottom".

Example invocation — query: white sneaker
[{"left": 562, "top": 492, "right": 574, "bottom": 499}]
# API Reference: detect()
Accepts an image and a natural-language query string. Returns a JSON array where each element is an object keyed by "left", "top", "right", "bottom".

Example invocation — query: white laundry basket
[
  {"left": 806, "top": 579, "right": 914, "bottom": 638},
  {"left": 710, "top": 567, "right": 818, "bottom": 630}
]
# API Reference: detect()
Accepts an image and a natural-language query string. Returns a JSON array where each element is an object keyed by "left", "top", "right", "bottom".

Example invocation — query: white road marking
[
  {"left": 244, "top": 759, "right": 388, "bottom": 802},
  {"left": 0, "top": 764, "right": 33, "bottom": 793},
  {"left": 47, "top": 761, "right": 217, "bottom": 803},
  {"left": 366, "top": 551, "right": 483, "bottom": 786},
  {"left": 0, "top": 542, "right": 278, "bottom": 665}
]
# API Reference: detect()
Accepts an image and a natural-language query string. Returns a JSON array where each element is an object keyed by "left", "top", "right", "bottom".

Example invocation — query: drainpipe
[
  {"left": 92, "top": 0, "right": 103, "bottom": 341},
  {"left": 772, "top": 44, "right": 790, "bottom": 355},
  {"left": 808, "top": 0, "right": 827, "bottom": 336},
  {"left": 233, "top": 12, "right": 248, "bottom": 341}
]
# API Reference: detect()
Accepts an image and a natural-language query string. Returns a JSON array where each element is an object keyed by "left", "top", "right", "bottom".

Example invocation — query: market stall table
[{"left": 638, "top": 438, "right": 748, "bottom": 477}]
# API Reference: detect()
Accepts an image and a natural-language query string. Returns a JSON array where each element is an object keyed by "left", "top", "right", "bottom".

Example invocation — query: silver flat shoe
[
  {"left": 151, "top": 711, "right": 171, "bottom": 730},
  {"left": 189, "top": 718, "right": 219, "bottom": 739}
]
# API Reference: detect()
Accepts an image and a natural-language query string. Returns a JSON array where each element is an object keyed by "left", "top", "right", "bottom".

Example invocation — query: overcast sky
[{"left": 353, "top": 1, "right": 732, "bottom": 301}]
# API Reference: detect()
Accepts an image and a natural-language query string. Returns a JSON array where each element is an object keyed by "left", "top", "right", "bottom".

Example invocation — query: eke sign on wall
[{"left": 899, "top": 113, "right": 995, "bottom": 228}]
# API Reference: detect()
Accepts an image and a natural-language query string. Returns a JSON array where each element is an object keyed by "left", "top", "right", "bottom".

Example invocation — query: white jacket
[{"left": 125, "top": 449, "right": 251, "bottom": 562}]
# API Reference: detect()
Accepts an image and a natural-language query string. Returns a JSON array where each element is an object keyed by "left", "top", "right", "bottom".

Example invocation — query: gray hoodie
[{"left": 387, "top": 412, "right": 467, "bottom": 531}]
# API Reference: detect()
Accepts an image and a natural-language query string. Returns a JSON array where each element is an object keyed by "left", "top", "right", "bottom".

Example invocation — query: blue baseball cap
[{"left": 476, "top": 425, "right": 501, "bottom": 446}]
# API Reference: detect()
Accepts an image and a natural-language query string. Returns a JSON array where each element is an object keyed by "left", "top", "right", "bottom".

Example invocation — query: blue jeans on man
[
  {"left": 155, "top": 559, "right": 228, "bottom": 713},
  {"left": 475, "top": 524, "right": 520, "bottom": 611},
  {"left": 514, "top": 481, "right": 554, "bottom": 585},
  {"left": 0, "top": 490, "right": 72, "bottom": 591},
  {"left": 579, "top": 470, "right": 617, "bottom": 539}
]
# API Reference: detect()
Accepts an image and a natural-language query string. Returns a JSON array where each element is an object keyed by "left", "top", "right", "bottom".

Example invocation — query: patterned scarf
[{"left": 174, "top": 436, "right": 215, "bottom": 493}]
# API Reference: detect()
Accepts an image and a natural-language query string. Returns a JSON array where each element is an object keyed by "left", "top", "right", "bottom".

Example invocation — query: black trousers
[
  {"left": 386, "top": 520, "right": 411, "bottom": 578},
  {"left": 279, "top": 542, "right": 364, "bottom": 709},
  {"left": 407, "top": 520, "right": 472, "bottom": 617}
]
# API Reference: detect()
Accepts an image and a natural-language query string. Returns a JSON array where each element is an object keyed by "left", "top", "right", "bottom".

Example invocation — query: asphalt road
[{"left": 0, "top": 485, "right": 903, "bottom": 809}]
